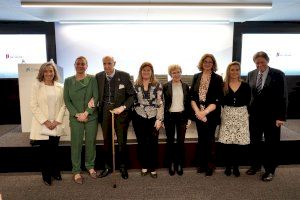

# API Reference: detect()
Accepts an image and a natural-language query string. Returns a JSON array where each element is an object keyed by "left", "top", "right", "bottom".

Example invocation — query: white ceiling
[{"left": 0, "top": 0, "right": 300, "bottom": 22}]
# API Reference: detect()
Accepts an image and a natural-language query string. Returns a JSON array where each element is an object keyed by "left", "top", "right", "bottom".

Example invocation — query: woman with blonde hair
[
  {"left": 30, "top": 61, "right": 65, "bottom": 186},
  {"left": 163, "top": 64, "right": 191, "bottom": 176},
  {"left": 190, "top": 53, "right": 223, "bottom": 176},
  {"left": 132, "top": 62, "right": 164, "bottom": 178},
  {"left": 217, "top": 61, "right": 251, "bottom": 177}
]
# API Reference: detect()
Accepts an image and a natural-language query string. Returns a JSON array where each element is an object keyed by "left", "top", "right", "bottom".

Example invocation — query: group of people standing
[{"left": 29, "top": 51, "right": 287, "bottom": 186}]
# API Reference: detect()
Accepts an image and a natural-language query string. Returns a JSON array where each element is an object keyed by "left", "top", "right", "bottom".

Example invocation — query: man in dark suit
[
  {"left": 96, "top": 56, "right": 136, "bottom": 179},
  {"left": 246, "top": 51, "right": 287, "bottom": 181}
]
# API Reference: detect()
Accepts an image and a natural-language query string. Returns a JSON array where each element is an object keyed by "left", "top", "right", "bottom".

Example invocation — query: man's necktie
[
  {"left": 107, "top": 76, "right": 112, "bottom": 81},
  {"left": 256, "top": 73, "right": 263, "bottom": 93}
]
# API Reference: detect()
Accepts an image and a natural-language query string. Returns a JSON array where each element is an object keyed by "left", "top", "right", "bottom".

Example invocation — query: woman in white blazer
[{"left": 30, "top": 62, "right": 65, "bottom": 186}]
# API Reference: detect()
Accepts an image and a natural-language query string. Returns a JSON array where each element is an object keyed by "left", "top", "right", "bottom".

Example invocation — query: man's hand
[
  {"left": 112, "top": 106, "right": 125, "bottom": 115},
  {"left": 276, "top": 120, "right": 285, "bottom": 127}
]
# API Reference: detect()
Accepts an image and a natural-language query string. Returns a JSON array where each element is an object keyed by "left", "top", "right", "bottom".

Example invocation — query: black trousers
[
  {"left": 221, "top": 144, "right": 242, "bottom": 168},
  {"left": 195, "top": 120, "right": 217, "bottom": 170},
  {"left": 164, "top": 112, "right": 187, "bottom": 166},
  {"left": 101, "top": 104, "right": 130, "bottom": 169},
  {"left": 39, "top": 136, "right": 60, "bottom": 179},
  {"left": 249, "top": 116, "right": 281, "bottom": 174},
  {"left": 132, "top": 113, "right": 159, "bottom": 172}
]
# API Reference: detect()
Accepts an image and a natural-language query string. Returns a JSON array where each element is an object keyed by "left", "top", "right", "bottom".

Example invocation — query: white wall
[
  {"left": 55, "top": 23, "right": 233, "bottom": 80},
  {"left": 241, "top": 34, "right": 300, "bottom": 75}
]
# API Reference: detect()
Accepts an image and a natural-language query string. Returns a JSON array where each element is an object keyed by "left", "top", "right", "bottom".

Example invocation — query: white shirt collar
[{"left": 105, "top": 69, "right": 116, "bottom": 79}]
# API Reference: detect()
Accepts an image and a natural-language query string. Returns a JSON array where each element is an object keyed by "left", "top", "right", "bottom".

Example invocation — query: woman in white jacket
[{"left": 30, "top": 62, "right": 65, "bottom": 186}]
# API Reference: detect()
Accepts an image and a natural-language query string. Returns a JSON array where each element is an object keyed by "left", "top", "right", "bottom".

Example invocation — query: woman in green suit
[{"left": 64, "top": 56, "right": 99, "bottom": 184}]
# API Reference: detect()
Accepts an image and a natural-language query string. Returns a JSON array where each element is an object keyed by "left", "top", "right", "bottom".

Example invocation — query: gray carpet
[{"left": 0, "top": 166, "right": 300, "bottom": 200}]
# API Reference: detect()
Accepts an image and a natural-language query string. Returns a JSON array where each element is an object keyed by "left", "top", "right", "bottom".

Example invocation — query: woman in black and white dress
[
  {"left": 217, "top": 61, "right": 251, "bottom": 177},
  {"left": 132, "top": 62, "right": 164, "bottom": 178}
]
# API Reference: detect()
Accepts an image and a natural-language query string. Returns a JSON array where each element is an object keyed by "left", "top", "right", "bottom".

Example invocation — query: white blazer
[{"left": 30, "top": 80, "right": 66, "bottom": 140}]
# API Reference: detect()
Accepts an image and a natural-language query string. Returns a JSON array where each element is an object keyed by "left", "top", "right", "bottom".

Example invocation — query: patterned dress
[{"left": 217, "top": 81, "right": 251, "bottom": 145}]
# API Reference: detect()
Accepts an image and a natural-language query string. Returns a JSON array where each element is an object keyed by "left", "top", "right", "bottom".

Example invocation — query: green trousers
[{"left": 70, "top": 119, "right": 98, "bottom": 174}]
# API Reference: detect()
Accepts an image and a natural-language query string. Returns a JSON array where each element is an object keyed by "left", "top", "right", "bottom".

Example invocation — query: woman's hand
[
  {"left": 186, "top": 120, "right": 192, "bottom": 128},
  {"left": 43, "top": 120, "right": 53, "bottom": 130},
  {"left": 195, "top": 110, "right": 207, "bottom": 122},
  {"left": 88, "top": 97, "right": 95, "bottom": 108},
  {"left": 154, "top": 120, "right": 162, "bottom": 130},
  {"left": 51, "top": 121, "right": 61, "bottom": 129},
  {"left": 76, "top": 112, "right": 88, "bottom": 122}
]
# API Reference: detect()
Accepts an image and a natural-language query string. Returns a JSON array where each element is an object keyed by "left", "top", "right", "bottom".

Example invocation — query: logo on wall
[
  {"left": 5, "top": 53, "right": 22, "bottom": 59},
  {"left": 276, "top": 52, "right": 291, "bottom": 57},
  {"left": 25, "top": 67, "right": 39, "bottom": 73}
]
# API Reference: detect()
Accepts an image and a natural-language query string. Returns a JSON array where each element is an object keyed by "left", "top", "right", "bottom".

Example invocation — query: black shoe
[
  {"left": 43, "top": 177, "right": 52, "bottom": 186},
  {"left": 246, "top": 167, "right": 260, "bottom": 175},
  {"left": 197, "top": 167, "right": 206, "bottom": 174},
  {"left": 98, "top": 168, "right": 112, "bottom": 178},
  {"left": 52, "top": 175, "right": 62, "bottom": 181},
  {"left": 169, "top": 163, "right": 175, "bottom": 176},
  {"left": 261, "top": 172, "right": 274, "bottom": 182},
  {"left": 120, "top": 168, "right": 129, "bottom": 179},
  {"left": 233, "top": 167, "right": 240, "bottom": 177},
  {"left": 205, "top": 169, "right": 213, "bottom": 176},
  {"left": 224, "top": 167, "right": 231, "bottom": 176},
  {"left": 177, "top": 164, "right": 183, "bottom": 176}
]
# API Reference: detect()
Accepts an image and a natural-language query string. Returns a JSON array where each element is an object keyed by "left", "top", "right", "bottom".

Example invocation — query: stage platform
[{"left": 0, "top": 120, "right": 299, "bottom": 172}]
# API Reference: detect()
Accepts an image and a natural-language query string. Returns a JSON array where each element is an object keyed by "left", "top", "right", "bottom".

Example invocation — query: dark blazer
[
  {"left": 95, "top": 70, "right": 136, "bottom": 118},
  {"left": 247, "top": 67, "right": 288, "bottom": 121},
  {"left": 190, "top": 72, "right": 224, "bottom": 125},
  {"left": 163, "top": 80, "right": 191, "bottom": 120}
]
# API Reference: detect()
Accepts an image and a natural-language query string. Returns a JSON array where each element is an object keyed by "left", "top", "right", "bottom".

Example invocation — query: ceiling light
[
  {"left": 59, "top": 20, "right": 231, "bottom": 24},
  {"left": 21, "top": 2, "right": 272, "bottom": 9}
]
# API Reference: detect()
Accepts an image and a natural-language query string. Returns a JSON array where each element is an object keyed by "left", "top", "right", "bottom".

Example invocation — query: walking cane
[{"left": 110, "top": 110, "right": 117, "bottom": 188}]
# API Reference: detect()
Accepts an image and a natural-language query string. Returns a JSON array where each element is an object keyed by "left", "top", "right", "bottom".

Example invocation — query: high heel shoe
[
  {"left": 177, "top": 164, "right": 183, "bottom": 176},
  {"left": 150, "top": 171, "right": 158, "bottom": 178},
  {"left": 224, "top": 167, "right": 232, "bottom": 176},
  {"left": 141, "top": 169, "right": 148, "bottom": 176},
  {"left": 73, "top": 174, "right": 83, "bottom": 184},
  {"left": 88, "top": 169, "right": 97, "bottom": 179},
  {"left": 169, "top": 163, "right": 175, "bottom": 176},
  {"left": 233, "top": 167, "right": 240, "bottom": 177}
]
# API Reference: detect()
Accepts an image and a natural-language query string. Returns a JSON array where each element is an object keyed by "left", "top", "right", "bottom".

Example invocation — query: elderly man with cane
[{"left": 95, "top": 56, "right": 136, "bottom": 181}]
